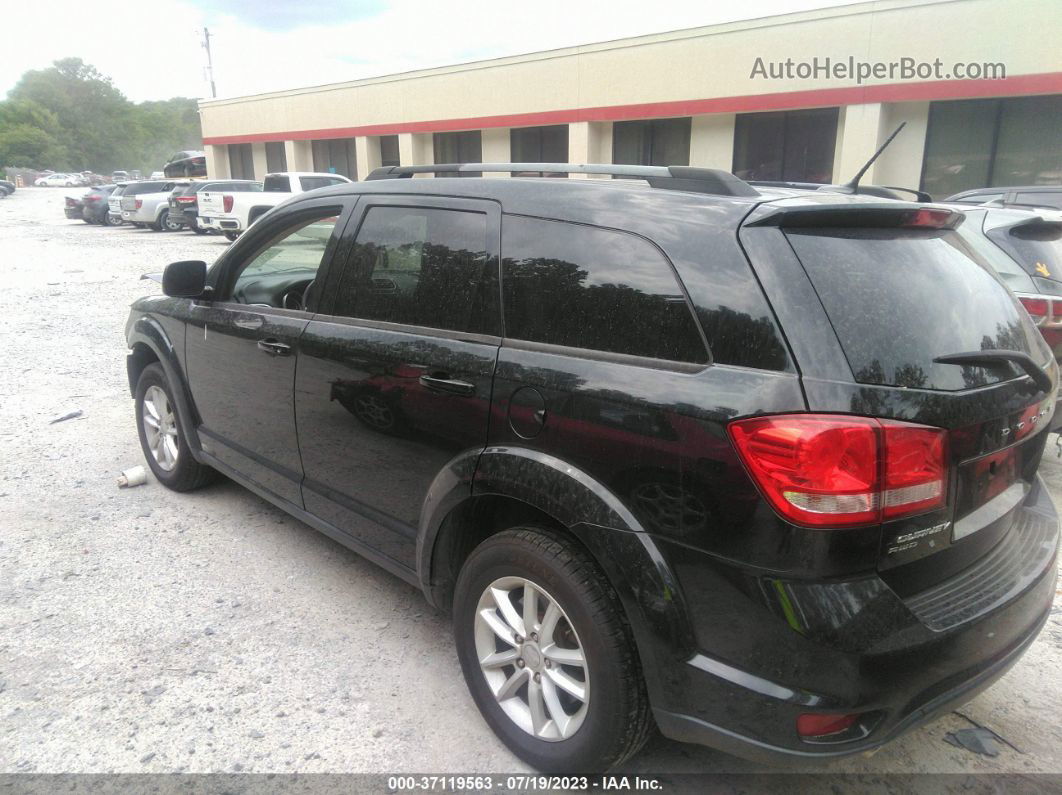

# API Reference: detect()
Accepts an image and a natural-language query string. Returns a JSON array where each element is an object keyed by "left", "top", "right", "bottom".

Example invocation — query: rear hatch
[
  {"left": 758, "top": 202, "right": 1057, "bottom": 598},
  {"left": 198, "top": 190, "right": 229, "bottom": 217},
  {"left": 169, "top": 184, "right": 198, "bottom": 215}
]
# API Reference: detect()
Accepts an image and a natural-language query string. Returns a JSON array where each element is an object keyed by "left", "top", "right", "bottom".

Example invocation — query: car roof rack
[{"left": 365, "top": 163, "right": 760, "bottom": 198}]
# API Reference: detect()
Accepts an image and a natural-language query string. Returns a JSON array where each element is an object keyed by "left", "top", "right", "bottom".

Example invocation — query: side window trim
[
  {"left": 499, "top": 213, "right": 713, "bottom": 366},
  {"left": 316, "top": 194, "right": 502, "bottom": 332},
  {"left": 208, "top": 197, "right": 356, "bottom": 312}
]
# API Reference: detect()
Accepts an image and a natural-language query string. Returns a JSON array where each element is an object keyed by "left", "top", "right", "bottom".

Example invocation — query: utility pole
[{"left": 202, "top": 27, "right": 217, "bottom": 98}]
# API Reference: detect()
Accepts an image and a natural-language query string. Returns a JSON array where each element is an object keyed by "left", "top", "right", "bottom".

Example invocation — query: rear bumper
[
  {"left": 64, "top": 206, "right": 82, "bottom": 219},
  {"left": 198, "top": 214, "right": 241, "bottom": 231},
  {"left": 647, "top": 475, "right": 1059, "bottom": 762}
]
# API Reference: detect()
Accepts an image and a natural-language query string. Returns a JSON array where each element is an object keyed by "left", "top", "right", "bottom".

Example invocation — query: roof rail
[{"left": 365, "top": 163, "right": 760, "bottom": 198}]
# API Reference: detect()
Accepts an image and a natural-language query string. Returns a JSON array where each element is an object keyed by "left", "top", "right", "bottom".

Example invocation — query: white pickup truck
[{"left": 197, "top": 171, "right": 351, "bottom": 241}]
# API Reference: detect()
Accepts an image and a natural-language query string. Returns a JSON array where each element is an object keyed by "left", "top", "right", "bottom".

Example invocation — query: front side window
[
  {"left": 501, "top": 216, "right": 707, "bottom": 364},
  {"left": 229, "top": 212, "right": 340, "bottom": 308},
  {"left": 333, "top": 206, "right": 493, "bottom": 334}
]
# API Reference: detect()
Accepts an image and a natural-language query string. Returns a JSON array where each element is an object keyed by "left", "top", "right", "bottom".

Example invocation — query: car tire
[
  {"left": 223, "top": 231, "right": 240, "bottom": 242},
  {"left": 453, "top": 527, "right": 653, "bottom": 773},
  {"left": 135, "top": 363, "right": 216, "bottom": 492},
  {"left": 191, "top": 221, "right": 207, "bottom": 235},
  {"left": 106, "top": 213, "right": 123, "bottom": 227},
  {"left": 158, "top": 209, "right": 182, "bottom": 232}
]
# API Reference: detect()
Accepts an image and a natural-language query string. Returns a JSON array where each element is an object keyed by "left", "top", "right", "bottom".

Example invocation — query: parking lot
[{"left": 3, "top": 185, "right": 1062, "bottom": 778}]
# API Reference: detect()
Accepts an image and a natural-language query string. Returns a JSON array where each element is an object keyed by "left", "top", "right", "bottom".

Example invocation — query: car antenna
[{"left": 832, "top": 122, "right": 907, "bottom": 195}]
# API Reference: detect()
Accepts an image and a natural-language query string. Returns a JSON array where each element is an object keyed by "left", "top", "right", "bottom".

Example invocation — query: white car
[
  {"left": 198, "top": 171, "right": 351, "bottom": 241},
  {"left": 150, "top": 171, "right": 165, "bottom": 179},
  {"left": 35, "top": 173, "right": 79, "bottom": 187},
  {"left": 120, "top": 179, "right": 191, "bottom": 231}
]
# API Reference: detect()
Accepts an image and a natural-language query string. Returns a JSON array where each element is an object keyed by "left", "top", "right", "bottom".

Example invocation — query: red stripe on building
[{"left": 202, "top": 71, "right": 1062, "bottom": 145}]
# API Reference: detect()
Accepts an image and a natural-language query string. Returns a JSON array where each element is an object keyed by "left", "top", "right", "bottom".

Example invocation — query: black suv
[{"left": 125, "top": 163, "right": 1059, "bottom": 772}]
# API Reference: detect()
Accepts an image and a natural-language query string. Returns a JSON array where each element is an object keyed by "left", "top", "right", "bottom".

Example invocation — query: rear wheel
[
  {"left": 453, "top": 527, "right": 652, "bottom": 772},
  {"left": 106, "top": 213, "right": 123, "bottom": 227},
  {"left": 135, "top": 363, "right": 215, "bottom": 492}
]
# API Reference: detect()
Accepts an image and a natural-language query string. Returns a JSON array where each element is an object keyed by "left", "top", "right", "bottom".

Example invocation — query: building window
[
  {"left": 921, "top": 95, "right": 1062, "bottom": 199},
  {"left": 433, "top": 131, "right": 482, "bottom": 177},
  {"left": 311, "top": 138, "right": 358, "bottom": 179},
  {"left": 227, "top": 143, "right": 254, "bottom": 180},
  {"left": 265, "top": 142, "right": 287, "bottom": 173},
  {"left": 613, "top": 118, "right": 691, "bottom": 168},
  {"left": 511, "top": 125, "right": 569, "bottom": 176},
  {"left": 380, "top": 135, "right": 400, "bottom": 167},
  {"left": 732, "top": 108, "right": 838, "bottom": 183}
]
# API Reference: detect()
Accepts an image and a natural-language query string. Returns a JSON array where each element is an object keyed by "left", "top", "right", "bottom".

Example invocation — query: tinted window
[
  {"left": 380, "top": 135, "right": 400, "bottom": 167},
  {"left": 265, "top": 142, "right": 287, "bottom": 173},
  {"left": 733, "top": 108, "right": 838, "bottom": 183},
  {"left": 122, "top": 181, "right": 172, "bottom": 196},
  {"left": 299, "top": 176, "right": 346, "bottom": 191},
  {"left": 333, "top": 206, "right": 493, "bottom": 334},
  {"left": 264, "top": 175, "right": 291, "bottom": 192},
  {"left": 787, "top": 228, "right": 1046, "bottom": 390},
  {"left": 433, "top": 131, "right": 482, "bottom": 177},
  {"left": 230, "top": 213, "right": 340, "bottom": 307},
  {"left": 987, "top": 222, "right": 1062, "bottom": 281},
  {"left": 613, "top": 118, "right": 690, "bottom": 168},
  {"left": 502, "top": 216, "right": 707, "bottom": 364}
]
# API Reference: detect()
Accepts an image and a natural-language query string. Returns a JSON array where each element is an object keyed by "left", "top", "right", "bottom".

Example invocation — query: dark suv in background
[
  {"left": 168, "top": 180, "right": 263, "bottom": 233},
  {"left": 125, "top": 163, "right": 1059, "bottom": 772}
]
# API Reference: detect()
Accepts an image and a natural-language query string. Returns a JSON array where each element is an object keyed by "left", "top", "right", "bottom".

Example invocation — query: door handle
[
  {"left": 419, "top": 374, "right": 475, "bottom": 396},
  {"left": 257, "top": 338, "right": 292, "bottom": 357}
]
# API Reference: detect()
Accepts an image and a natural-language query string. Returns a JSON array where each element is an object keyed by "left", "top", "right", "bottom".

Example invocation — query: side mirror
[{"left": 162, "top": 260, "right": 208, "bottom": 298}]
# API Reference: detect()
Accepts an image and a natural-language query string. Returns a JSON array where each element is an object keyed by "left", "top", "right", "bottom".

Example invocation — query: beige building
[{"left": 199, "top": 0, "right": 1062, "bottom": 199}]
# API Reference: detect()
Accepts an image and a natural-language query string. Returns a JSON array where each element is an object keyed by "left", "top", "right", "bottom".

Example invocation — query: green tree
[{"left": 0, "top": 58, "right": 202, "bottom": 173}]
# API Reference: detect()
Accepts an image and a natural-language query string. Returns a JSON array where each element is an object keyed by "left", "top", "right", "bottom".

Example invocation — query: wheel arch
[
  {"left": 126, "top": 317, "right": 203, "bottom": 456},
  {"left": 418, "top": 446, "right": 697, "bottom": 706}
]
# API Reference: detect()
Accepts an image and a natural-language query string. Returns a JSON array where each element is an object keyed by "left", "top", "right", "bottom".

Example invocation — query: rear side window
[
  {"left": 333, "top": 206, "right": 495, "bottom": 334},
  {"left": 300, "top": 176, "right": 346, "bottom": 191},
  {"left": 1014, "top": 192, "right": 1062, "bottom": 211},
  {"left": 501, "top": 216, "right": 708, "bottom": 364},
  {"left": 123, "top": 181, "right": 169, "bottom": 196},
  {"left": 263, "top": 175, "right": 291, "bottom": 192},
  {"left": 786, "top": 228, "right": 1045, "bottom": 390},
  {"left": 987, "top": 222, "right": 1062, "bottom": 281}
]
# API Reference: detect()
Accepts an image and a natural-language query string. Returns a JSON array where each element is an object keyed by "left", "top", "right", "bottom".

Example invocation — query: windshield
[{"left": 786, "top": 227, "right": 1048, "bottom": 391}]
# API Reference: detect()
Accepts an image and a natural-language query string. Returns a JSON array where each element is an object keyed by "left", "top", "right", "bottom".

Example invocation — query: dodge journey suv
[{"left": 125, "top": 163, "right": 1060, "bottom": 771}]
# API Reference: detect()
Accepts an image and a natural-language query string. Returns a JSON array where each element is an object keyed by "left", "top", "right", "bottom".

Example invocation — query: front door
[
  {"left": 295, "top": 196, "right": 501, "bottom": 570},
  {"left": 185, "top": 199, "right": 353, "bottom": 505}
]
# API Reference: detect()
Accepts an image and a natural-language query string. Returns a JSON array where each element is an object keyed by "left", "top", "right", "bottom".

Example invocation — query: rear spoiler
[{"left": 748, "top": 203, "right": 964, "bottom": 230}]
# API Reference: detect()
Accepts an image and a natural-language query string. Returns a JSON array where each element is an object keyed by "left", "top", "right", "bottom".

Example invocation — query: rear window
[
  {"left": 300, "top": 176, "right": 346, "bottom": 191},
  {"left": 987, "top": 222, "right": 1062, "bottom": 282},
  {"left": 263, "top": 175, "right": 291, "bottom": 192},
  {"left": 786, "top": 227, "right": 1045, "bottom": 391}
]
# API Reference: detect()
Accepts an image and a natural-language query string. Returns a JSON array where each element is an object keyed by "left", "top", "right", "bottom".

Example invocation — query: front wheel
[
  {"left": 135, "top": 363, "right": 215, "bottom": 491},
  {"left": 453, "top": 528, "right": 652, "bottom": 772}
]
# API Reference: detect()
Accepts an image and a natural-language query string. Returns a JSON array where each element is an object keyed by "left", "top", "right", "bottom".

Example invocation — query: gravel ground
[{"left": 2, "top": 185, "right": 1062, "bottom": 779}]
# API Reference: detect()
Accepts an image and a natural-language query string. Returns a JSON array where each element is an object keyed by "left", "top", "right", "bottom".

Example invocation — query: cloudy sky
[{"left": 5, "top": 0, "right": 861, "bottom": 102}]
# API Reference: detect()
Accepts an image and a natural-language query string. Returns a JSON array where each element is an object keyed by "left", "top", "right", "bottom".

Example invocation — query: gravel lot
[{"left": 2, "top": 185, "right": 1062, "bottom": 779}]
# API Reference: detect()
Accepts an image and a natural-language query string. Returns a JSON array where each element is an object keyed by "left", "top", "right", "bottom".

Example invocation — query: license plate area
[{"left": 953, "top": 446, "right": 1022, "bottom": 541}]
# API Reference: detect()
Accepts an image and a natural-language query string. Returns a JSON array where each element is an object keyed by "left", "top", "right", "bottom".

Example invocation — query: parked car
[
  {"left": 168, "top": 180, "right": 262, "bottom": 233},
  {"left": 63, "top": 192, "right": 85, "bottom": 219},
  {"left": 107, "top": 183, "right": 128, "bottom": 226},
  {"left": 198, "top": 171, "right": 350, "bottom": 241},
  {"left": 111, "top": 170, "right": 130, "bottom": 183},
  {"left": 945, "top": 185, "right": 1062, "bottom": 211},
  {"left": 120, "top": 179, "right": 190, "bottom": 231},
  {"left": 81, "top": 184, "right": 118, "bottom": 224},
  {"left": 126, "top": 163, "right": 1059, "bottom": 772},
  {"left": 0, "top": 179, "right": 16, "bottom": 196},
  {"left": 35, "top": 173, "right": 79, "bottom": 187},
  {"left": 150, "top": 171, "right": 165, "bottom": 179},
  {"left": 163, "top": 151, "right": 207, "bottom": 179},
  {"left": 949, "top": 205, "right": 1062, "bottom": 394}
]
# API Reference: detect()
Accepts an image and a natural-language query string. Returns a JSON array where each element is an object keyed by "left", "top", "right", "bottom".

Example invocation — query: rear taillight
[
  {"left": 728, "top": 414, "right": 946, "bottom": 528},
  {"left": 65, "top": 197, "right": 76, "bottom": 207},
  {"left": 901, "top": 207, "right": 959, "bottom": 228},
  {"left": 135, "top": 199, "right": 143, "bottom": 210},
  {"left": 1020, "top": 296, "right": 1049, "bottom": 326},
  {"left": 797, "top": 713, "right": 861, "bottom": 739},
  {"left": 175, "top": 195, "right": 196, "bottom": 203},
  {"left": 85, "top": 195, "right": 99, "bottom": 202},
  {"left": 223, "top": 195, "right": 234, "bottom": 213}
]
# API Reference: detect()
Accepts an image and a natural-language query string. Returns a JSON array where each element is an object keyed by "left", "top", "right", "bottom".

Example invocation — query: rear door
[
  {"left": 294, "top": 195, "right": 501, "bottom": 571},
  {"left": 741, "top": 203, "right": 1057, "bottom": 593}
]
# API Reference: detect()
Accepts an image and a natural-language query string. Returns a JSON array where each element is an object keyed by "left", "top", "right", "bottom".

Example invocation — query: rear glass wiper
[{"left": 933, "top": 350, "right": 1053, "bottom": 393}]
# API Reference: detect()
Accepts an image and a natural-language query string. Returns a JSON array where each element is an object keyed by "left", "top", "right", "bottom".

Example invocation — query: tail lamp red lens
[
  {"left": 797, "top": 713, "right": 861, "bottom": 739},
  {"left": 175, "top": 195, "right": 196, "bottom": 203},
  {"left": 1020, "top": 296, "right": 1049, "bottom": 326},
  {"left": 134, "top": 198, "right": 143, "bottom": 210},
  {"left": 223, "top": 194, "right": 234, "bottom": 213},
  {"left": 901, "top": 208, "right": 957, "bottom": 229},
  {"left": 728, "top": 414, "right": 946, "bottom": 527}
]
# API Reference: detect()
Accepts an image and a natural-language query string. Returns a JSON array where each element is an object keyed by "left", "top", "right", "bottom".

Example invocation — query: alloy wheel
[
  {"left": 142, "top": 385, "right": 179, "bottom": 471},
  {"left": 474, "top": 576, "right": 589, "bottom": 742}
]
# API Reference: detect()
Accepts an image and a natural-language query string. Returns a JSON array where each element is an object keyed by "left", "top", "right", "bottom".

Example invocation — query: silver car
[{"left": 119, "top": 179, "right": 190, "bottom": 231}]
